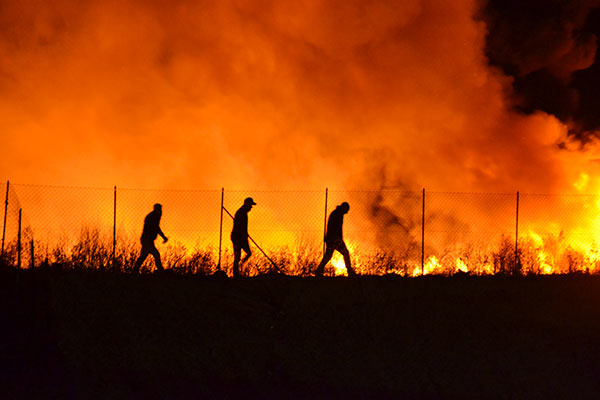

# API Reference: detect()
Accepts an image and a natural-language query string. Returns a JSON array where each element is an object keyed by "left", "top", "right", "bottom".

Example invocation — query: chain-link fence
[{"left": 2, "top": 181, "right": 600, "bottom": 276}]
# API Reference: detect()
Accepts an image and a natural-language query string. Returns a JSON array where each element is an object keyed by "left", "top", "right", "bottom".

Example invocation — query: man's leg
[
  {"left": 149, "top": 245, "right": 164, "bottom": 271},
  {"left": 133, "top": 247, "right": 149, "bottom": 273},
  {"left": 338, "top": 241, "right": 355, "bottom": 276},
  {"left": 241, "top": 241, "right": 252, "bottom": 264},
  {"left": 232, "top": 243, "right": 241, "bottom": 278},
  {"left": 315, "top": 245, "right": 334, "bottom": 276}
]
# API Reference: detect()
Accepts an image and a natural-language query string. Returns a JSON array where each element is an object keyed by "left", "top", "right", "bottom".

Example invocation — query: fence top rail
[
  {"left": 5, "top": 182, "right": 600, "bottom": 197},
  {"left": 518, "top": 192, "right": 600, "bottom": 197},
  {"left": 220, "top": 189, "right": 327, "bottom": 193},
  {"left": 327, "top": 189, "right": 423, "bottom": 194},
  {"left": 117, "top": 187, "right": 222, "bottom": 193},
  {"left": 9, "top": 183, "right": 115, "bottom": 190}
]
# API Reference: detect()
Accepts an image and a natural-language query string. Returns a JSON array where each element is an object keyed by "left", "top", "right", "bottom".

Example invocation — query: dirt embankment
[{"left": 2, "top": 269, "right": 600, "bottom": 399}]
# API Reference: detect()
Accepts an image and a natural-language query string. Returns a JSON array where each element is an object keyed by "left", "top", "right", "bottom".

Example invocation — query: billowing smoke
[
  {"left": 483, "top": 0, "right": 600, "bottom": 138},
  {"left": 3, "top": 0, "right": 600, "bottom": 267},
  {"left": 1, "top": 0, "right": 592, "bottom": 191}
]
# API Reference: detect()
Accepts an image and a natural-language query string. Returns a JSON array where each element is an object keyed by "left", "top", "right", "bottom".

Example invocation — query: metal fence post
[
  {"left": 30, "top": 238, "right": 35, "bottom": 269},
  {"left": 17, "top": 208, "right": 22, "bottom": 269},
  {"left": 1, "top": 180, "right": 9, "bottom": 256},
  {"left": 421, "top": 188, "right": 425, "bottom": 276},
  {"left": 112, "top": 185, "right": 117, "bottom": 267},
  {"left": 218, "top": 187, "right": 224, "bottom": 270},
  {"left": 515, "top": 191, "right": 520, "bottom": 273},
  {"left": 323, "top": 187, "right": 328, "bottom": 255}
]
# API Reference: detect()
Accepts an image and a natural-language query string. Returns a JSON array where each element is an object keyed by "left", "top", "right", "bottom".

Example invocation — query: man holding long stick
[{"left": 231, "top": 197, "right": 256, "bottom": 278}]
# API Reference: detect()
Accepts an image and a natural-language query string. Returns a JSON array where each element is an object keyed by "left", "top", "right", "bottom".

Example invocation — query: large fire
[{"left": 2, "top": 1, "right": 600, "bottom": 275}]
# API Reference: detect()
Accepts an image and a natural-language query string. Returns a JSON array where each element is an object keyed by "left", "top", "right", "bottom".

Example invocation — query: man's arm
[{"left": 158, "top": 227, "right": 168, "bottom": 243}]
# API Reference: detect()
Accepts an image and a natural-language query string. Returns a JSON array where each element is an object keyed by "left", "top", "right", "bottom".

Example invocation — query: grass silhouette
[{"left": 3, "top": 224, "right": 600, "bottom": 277}]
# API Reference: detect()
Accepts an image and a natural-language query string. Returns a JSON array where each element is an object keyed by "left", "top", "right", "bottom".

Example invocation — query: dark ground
[{"left": 2, "top": 268, "right": 600, "bottom": 399}]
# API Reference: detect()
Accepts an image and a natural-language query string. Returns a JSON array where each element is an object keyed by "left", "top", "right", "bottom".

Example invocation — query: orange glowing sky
[{"left": 2, "top": 0, "right": 600, "bottom": 193}]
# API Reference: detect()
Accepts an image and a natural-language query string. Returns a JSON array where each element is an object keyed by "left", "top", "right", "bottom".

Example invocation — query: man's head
[
  {"left": 243, "top": 197, "right": 256, "bottom": 211},
  {"left": 153, "top": 203, "right": 162, "bottom": 215},
  {"left": 340, "top": 202, "right": 350, "bottom": 214}
]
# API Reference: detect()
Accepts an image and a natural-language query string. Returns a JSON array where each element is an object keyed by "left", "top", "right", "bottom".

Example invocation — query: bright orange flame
[
  {"left": 424, "top": 256, "right": 442, "bottom": 275},
  {"left": 456, "top": 258, "right": 468, "bottom": 273},
  {"left": 330, "top": 254, "right": 348, "bottom": 277}
]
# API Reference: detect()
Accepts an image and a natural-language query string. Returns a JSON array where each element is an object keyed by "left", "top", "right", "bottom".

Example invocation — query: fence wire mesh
[{"left": 2, "top": 182, "right": 600, "bottom": 276}]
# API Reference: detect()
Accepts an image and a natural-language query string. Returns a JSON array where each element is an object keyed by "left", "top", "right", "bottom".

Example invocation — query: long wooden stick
[{"left": 222, "top": 206, "right": 280, "bottom": 273}]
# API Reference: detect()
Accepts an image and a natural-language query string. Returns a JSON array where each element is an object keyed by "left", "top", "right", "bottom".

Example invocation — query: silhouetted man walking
[
  {"left": 315, "top": 202, "right": 355, "bottom": 277},
  {"left": 231, "top": 197, "right": 256, "bottom": 278},
  {"left": 133, "top": 203, "right": 168, "bottom": 273}
]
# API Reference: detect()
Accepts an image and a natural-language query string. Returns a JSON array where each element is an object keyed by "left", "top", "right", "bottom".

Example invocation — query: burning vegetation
[{"left": 3, "top": 185, "right": 600, "bottom": 277}]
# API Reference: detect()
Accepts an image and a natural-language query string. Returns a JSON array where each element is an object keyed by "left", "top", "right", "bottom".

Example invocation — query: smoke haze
[{"left": 1, "top": 0, "right": 599, "bottom": 194}]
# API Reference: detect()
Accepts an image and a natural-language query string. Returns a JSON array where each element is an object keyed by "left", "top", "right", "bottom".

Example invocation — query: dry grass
[{"left": 3, "top": 226, "right": 600, "bottom": 277}]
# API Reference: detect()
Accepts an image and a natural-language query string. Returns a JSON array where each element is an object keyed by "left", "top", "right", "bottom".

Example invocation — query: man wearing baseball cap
[{"left": 231, "top": 197, "right": 256, "bottom": 278}]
